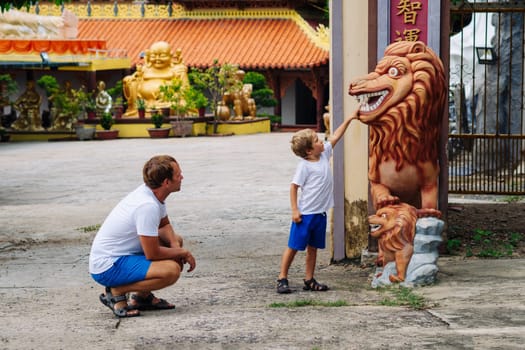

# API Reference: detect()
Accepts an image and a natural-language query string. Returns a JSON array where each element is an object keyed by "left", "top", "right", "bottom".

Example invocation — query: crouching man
[{"left": 89, "top": 155, "right": 196, "bottom": 317}]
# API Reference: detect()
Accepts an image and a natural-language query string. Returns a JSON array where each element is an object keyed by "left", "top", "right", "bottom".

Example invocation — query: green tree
[
  {"left": 0, "top": 74, "right": 18, "bottom": 107},
  {"left": 243, "top": 72, "right": 277, "bottom": 109},
  {"left": 159, "top": 79, "right": 194, "bottom": 119},
  {"left": 37, "top": 75, "right": 87, "bottom": 120},
  {"left": 189, "top": 60, "right": 240, "bottom": 132}
]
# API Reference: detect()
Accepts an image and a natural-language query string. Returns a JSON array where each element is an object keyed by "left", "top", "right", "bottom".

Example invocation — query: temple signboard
[{"left": 390, "top": 0, "right": 428, "bottom": 44}]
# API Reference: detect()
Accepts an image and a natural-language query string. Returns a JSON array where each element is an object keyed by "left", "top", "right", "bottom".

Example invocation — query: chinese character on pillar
[{"left": 390, "top": 0, "right": 428, "bottom": 43}]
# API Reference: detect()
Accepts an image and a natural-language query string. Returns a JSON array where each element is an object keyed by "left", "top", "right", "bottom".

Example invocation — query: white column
[{"left": 330, "top": 0, "right": 370, "bottom": 261}]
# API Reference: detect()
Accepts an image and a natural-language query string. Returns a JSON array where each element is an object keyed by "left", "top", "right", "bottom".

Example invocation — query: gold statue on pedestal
[
  {"left": 123, "top": 42, "right": 190, "bottom": 117},
  {"left": 50, "top": 81, "right": 75, "bottom": 131},
  {"left": 222, "top": 69, "right": 256, "bottom": 120},
  {"left": 11, "top": 81, "right": 42, "bottom": 131},
  {"left": 95, "top": 81, "right": 112, "bottom": 116},
  {"left": 323, "top": 104, "right": 330, "bottom": 139}
]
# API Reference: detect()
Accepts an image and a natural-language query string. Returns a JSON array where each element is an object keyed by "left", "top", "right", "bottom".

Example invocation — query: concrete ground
[{"left": 0, "top": 133, "right": 524, "bottom": 350}]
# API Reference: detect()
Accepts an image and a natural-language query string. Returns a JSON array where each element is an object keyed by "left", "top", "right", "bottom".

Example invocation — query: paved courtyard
[{"left": 0, "top": 133, "right": 524, "bottom": 349}]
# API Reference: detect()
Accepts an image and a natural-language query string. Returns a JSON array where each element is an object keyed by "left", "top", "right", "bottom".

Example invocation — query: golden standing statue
[
  {"left": 51, "top": 81, "right": 76, "bottom": 131},
  {"left": 123, "top": 42, "right": 190, "bottom": 117},
  {"left": 11, "top": 80, "right": 42, "bottom": 131}
]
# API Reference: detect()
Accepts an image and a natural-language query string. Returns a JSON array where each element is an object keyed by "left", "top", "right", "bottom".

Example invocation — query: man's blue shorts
[
  {"left": 91, "top": 255, "right": 151, "bottom": 288},
  {"left": 288, "top": 212, "right": 327, "bottom": 251}
]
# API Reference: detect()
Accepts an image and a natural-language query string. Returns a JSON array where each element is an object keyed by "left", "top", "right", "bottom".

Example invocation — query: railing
[
  {"left": 449, "top": 1, "right": 525, "bottom": 194},
  {"left": 87, "top": 48, "right": 128, "bottom": 59}
]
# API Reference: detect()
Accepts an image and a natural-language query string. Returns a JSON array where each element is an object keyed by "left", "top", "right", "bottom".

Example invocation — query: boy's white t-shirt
[
  {"left": 292, "top": 142, "right": 333, "bottom": 215},
  {"left": 89, "top": 184, "right": 166, "bottom": 274}
]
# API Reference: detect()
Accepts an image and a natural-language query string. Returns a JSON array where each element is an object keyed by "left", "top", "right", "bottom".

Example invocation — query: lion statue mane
[
  {"left": 348, "top": 41, "right": 446, "bottom": 217},
  {"left": 368, "top": 202, "right": 418, "bottom": 283}
]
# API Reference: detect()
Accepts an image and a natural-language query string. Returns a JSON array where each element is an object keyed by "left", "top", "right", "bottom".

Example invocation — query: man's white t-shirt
[
  {"left": 89, "top": 184, "right": 166, "bottom": 274},
  {"left": 292, "top": 142, "right": 333, "bottom": 215}
]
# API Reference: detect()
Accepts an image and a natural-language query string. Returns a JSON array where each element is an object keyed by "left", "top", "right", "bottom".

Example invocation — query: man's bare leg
[{"left": 106, "top": 260, "right": 181, "bottom": 312}]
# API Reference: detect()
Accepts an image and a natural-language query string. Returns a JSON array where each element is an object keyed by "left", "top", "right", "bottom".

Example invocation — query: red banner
[
  {"left": 390, "top": 0, "right": 428, "bottom": 44},
  {"left": 0, "top": 39, "right": 107, "bottom": 54}
]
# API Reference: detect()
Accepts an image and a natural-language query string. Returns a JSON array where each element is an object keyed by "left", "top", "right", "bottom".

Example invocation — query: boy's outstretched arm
[{"left": 328, "top": 107, "right": 360, "bottom": 148}]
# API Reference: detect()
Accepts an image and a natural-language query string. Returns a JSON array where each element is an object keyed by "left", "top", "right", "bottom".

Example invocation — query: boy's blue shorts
[
  {"left": 91, "top": 255, "right": 151, "bottom": 288},
  {"left": 288, "top": 213, "right": 327, "bottom": 251}
]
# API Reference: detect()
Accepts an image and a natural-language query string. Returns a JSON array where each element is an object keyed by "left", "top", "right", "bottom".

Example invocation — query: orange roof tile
[{"left": 77, "top": 18, "right": 328, "bottom": 70}]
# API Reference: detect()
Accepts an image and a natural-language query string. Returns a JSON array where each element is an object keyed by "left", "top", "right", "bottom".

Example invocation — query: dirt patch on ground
[{"left": 446, "top": 202, "right": 525, "bottom": 258}]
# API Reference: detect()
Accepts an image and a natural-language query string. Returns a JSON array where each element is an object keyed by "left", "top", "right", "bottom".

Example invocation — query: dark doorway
[{"left": 295, "top": 79, "right": 316, "bottom": 125}]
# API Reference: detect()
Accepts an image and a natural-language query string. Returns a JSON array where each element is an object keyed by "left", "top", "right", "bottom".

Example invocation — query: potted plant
[
  {"left": 36, "top": 75, "right": 59, "bottom": 128},
  {"left": 136, "top": 98, "right": 146, "bottom": 119},
  {"left": 186, "top": 86, "right": 208, "bottom": 117},
  {"left": 243, "top": 71, "right": 277, "bottom": 110},
  {"left": 159, "top": 79, "right": 193, "bottom": 137},
  {"left": 113, "top": 97, "right": 124, "bottom": 119},
  {"left": 107, "top": 80, "right": 125, "bottom": 116},
  {"left": 0, "top": 127, "right": 10, "bottom": 142},
  {"left": 37, "top": 77, "right": 88, "bottom": 130},
  {"left": 147, "top": 111, "right": 170, "bottom": 138},
  {"left": 75, "top": 122, "right": 96, "bottom": 140},
  {"left": 269, "top": 114, "right": 282, "bottom": 131},
  {"left": 149, "top": 104, "right": 159, "bottom": 118},
  {"left": 74, "top": 89, "right": 96, "bottom": 140},
  {"left": 85, "top": 96, "right": 97, "bottom": 120},
  {"left": 0, "top": 74, "right": 18, "bottom": 120},
  {"left": 96, "top": 112, "right": 119, "bottom": 139},
  {"left": 189, "top": 61, "right": 239, "bottom": 134}
]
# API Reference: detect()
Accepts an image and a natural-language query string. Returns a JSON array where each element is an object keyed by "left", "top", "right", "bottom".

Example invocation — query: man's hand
[{"left": 181, "top": 252, "right": 196, "bottom": 272}]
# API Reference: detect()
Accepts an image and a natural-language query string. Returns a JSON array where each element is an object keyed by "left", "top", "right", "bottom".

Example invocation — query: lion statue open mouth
[
  {"left": 369, "top": 203, "right": 418, "bottom": 283},
  {"left": 348, "top": 41, "right": 446, "bottom": 218}
]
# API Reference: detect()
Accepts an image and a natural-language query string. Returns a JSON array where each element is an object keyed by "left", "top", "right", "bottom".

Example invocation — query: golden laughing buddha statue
[{"left": 123, "top": 42, "right": 190, "bottom": 117}]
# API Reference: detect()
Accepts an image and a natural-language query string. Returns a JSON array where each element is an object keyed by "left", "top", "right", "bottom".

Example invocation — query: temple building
[{"left": 0, "top": 0, "right": 329, "bottom": 130}]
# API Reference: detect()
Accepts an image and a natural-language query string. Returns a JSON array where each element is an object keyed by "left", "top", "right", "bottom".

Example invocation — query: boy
[{"left": 277, "top": 109, "right": 359, "bottom": 293}]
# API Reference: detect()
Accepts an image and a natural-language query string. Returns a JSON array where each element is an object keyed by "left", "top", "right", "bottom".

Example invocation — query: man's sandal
[
  {"left": 99, "top": 288, "right": 140, "bottom": 318},
  {"left": 277, "top": 278, "right": 292, "bottom": 294},
  {"left": 303, "top": 278, "right": 329, "bottom": 291},
  {"left": 129, "top": 293, "right": 175, "bottom": 311}
]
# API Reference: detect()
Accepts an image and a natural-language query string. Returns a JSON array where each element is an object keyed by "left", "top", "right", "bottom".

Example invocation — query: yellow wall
[
  {"left": 9, "top": 119, "right": 270, "bottom": 141},
  {"left": 206, "top": 119, "right": 270, "bottom": 135},
  {"left": 96, "top": 123, "right": 171, "bottom": 138}
]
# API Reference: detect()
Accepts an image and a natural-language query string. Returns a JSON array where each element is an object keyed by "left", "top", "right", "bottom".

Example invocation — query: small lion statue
[
  {"left": 369, "top": 203, "right": 418, "bottom": 283},
  {"left": 348, "top": 41, "right": 446, "bottom": 218}
]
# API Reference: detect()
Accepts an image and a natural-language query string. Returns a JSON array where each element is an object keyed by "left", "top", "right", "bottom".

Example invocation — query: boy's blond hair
[{"left": 290, "top": 128, "right": 316, "bottom": 159}]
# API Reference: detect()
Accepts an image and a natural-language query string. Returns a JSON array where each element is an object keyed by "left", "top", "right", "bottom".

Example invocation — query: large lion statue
[
  {"left": 348, "top": 41, "right": 446, "bottom": 217},
  {"left": 369, "top": 202, "right": 418, "bottom": 283}
]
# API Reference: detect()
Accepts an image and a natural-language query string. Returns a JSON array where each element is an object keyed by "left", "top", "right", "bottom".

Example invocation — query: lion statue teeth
[
  {"left": 368, "top": 203, "right": 418, "bottom": 283},
  {"left": 348, "top": 41, "right": 446, "bottom": 218}
]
